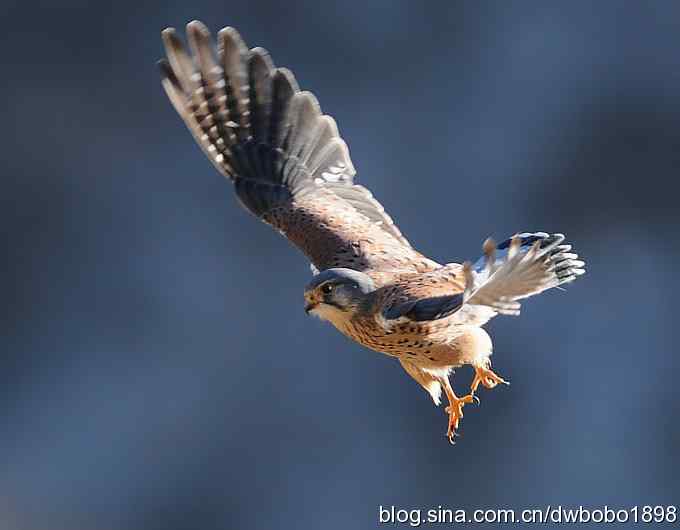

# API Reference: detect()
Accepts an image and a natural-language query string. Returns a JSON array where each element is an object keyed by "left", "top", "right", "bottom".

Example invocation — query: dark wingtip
[
  {"left": 157, "top": 58, "right": 170, "bottom": 74},
  {"left": 161, "top": 27, "right": 176, "bottom": 40},
  {"left": 186, "top": 20, "right": 210, "bottom": 43},
  {"left": 217, "top": 25, "right": 247, "bottom": 51},
  {"left": 187, "top": 19, "right": 207, "bottom": 31},
  {"left": 157, "top": 58, "right": 181, "bottom": 88}
]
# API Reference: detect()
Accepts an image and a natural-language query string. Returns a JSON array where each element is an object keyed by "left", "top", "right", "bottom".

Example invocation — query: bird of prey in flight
[{"left": 159, "top": 21, "right": 586, "bottom": 443}]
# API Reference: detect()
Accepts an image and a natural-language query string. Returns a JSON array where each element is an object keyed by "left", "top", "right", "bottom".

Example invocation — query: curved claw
[
  {"left": 447, "top": 430, "right": 461, "bottom": 444},
  {"left": 471, "top": 366, "right": 509, "bottom": 393},
  {"left": 444, "top": 393, "right": 475, "bottom": 444}
]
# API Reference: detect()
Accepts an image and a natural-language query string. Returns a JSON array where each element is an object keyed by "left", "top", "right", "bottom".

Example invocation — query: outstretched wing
[
  {"left": 159, "top": 21, "right": 437, "bottom": 276},
  {"left": 382, "top": 232, "right": 585, "bottom": 322}
]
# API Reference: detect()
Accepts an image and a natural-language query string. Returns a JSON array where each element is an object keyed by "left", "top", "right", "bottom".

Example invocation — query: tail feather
[{"left": 468, "top": 232, "right": 586, "bottom": 315}]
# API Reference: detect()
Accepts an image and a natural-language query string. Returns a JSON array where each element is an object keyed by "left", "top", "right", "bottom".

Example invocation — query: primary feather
[{"left": 159, "top": 21, "right": 425, "bottom": 276}]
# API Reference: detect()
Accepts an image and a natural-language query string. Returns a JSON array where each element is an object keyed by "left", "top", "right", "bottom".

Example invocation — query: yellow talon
[
  {"left": 445, "top": 393, "right": 475, "bottom": 443},
  {"left": 471, "top": 365, "right": 509, "bottom": 394}
]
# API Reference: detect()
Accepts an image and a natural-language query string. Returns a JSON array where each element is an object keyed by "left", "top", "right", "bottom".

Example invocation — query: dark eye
[{"left": 321, "top": 283, "right": 334, "bottom": 295}]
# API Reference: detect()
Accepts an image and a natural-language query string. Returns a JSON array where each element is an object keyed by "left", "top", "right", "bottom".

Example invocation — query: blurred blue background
[{"left": 2, "top": 1, "right": 679, "bottom": 529}]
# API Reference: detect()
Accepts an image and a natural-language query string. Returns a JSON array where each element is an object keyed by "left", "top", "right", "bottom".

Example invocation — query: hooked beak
[
  {"left": 304, "top": 291, "right": 322, "bottom": 315},
  {"left": 304, "top": 298, "right": 320, "bottom": 314}
]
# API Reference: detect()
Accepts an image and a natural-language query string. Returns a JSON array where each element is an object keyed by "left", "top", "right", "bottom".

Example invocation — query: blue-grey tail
[
  {"left": 467, "top": 231, "right": 586, "bottom": 315},
  {"left": 479, "top": 232, "right": 585, "bottom": 286}
]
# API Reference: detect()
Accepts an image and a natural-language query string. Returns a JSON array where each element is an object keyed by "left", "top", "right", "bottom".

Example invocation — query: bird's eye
[{"left": 321, "top": 283, "right": 334, "bottom": 295}]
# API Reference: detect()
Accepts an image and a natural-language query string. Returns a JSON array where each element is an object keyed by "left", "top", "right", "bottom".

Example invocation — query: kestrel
[{"left": 159, "top": 21, "right": 586, "bottom": 443}]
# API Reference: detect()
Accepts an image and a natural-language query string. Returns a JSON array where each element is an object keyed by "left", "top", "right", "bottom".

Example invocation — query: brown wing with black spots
[{"left": 265, "top": 189, "right": 439, "bottom": 278}]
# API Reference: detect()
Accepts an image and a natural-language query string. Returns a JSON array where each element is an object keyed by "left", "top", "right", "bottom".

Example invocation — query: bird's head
[{"left": 304, "top": 268, "right": 375, "bottom": 324}]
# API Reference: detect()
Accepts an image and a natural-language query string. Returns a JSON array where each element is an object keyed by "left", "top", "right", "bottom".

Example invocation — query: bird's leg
[
  {"left": 440, "top": 377, "right": 476, "bottom": 444},
  {"left": 471, "top": 362, "right": 509, "bottom": 394}
]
